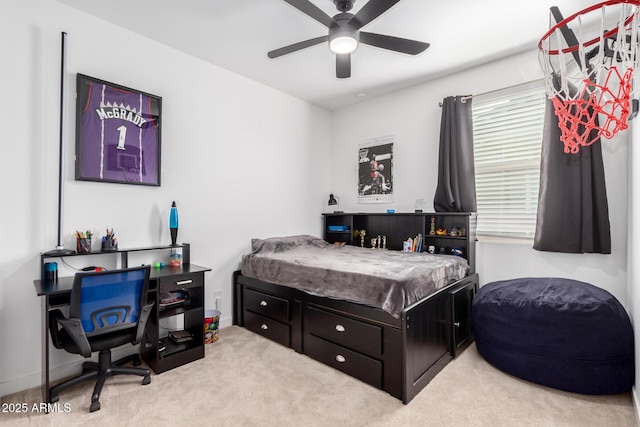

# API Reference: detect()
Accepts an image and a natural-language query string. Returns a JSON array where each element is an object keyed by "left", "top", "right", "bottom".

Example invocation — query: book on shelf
[
  {"left": 159, "top": 291, "right": 189, "bottom": 311},
  {"left": 405, "top": 234, "right": 423, "bottom": 253},
  {"left": 169, "top": 330, "right": 193, "bottom": 343}
]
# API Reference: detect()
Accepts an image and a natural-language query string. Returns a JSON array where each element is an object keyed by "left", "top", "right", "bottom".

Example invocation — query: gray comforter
[{"left": 241, "top": 235, "right": 470, "bottom": 318}]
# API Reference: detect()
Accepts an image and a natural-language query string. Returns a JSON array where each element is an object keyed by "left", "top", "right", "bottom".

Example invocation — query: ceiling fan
[{"left": 268, "top": 0, "right": 430, "bottom": 78}]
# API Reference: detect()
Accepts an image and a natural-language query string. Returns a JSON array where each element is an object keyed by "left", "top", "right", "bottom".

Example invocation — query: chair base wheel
[
  {"left": 90, "top": 401, "right": 100, "bottom": 412},
  {"left": 142, "top": 375, "right": 151, "bottom": 385}
]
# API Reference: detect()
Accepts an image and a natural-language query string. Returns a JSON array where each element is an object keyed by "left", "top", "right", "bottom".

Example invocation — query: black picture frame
[{"left": 75, "top": 74, "right": 162, "bottom": 186}]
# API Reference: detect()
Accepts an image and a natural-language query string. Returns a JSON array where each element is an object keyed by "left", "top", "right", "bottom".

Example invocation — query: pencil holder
[
  {"left": 77, "top": 237, "right": 92, "bottom": 253},
  {"left": 101, "top": 236, "right": 118, "bottom": 251}
]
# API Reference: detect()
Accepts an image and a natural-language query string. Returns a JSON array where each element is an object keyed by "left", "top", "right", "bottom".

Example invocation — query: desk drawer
[
  {"left": 305, "top": 306, "right": 382, "bottom": 356},
  {"left": 305, "top": 334, "right": 382, "bottom": 389},
  {"left": 244, "top": 288, "right": 289, "bottom": 324},
  {"left": 244, "top": 310, "right": 290, "bottom": 347},
  {"left": 159, "top": 272, "right": 204, "bottom": 291}
]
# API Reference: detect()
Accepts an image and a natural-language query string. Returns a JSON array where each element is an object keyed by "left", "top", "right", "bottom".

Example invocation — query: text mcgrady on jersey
[{"left": 95, "top": 102, "right": 147, "bottom": 128}]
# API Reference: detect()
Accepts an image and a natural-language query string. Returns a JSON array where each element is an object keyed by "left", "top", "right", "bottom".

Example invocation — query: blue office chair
[{"left": 48, "top": 265, "right": 154, "bottom": 412}]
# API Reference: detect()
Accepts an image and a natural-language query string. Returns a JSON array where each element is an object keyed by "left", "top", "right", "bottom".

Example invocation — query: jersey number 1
[{"left": 116, "top": 125, "right": 127, "bottom": 150}]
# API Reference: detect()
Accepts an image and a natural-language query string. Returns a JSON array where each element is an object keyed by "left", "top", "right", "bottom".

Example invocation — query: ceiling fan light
[{"left": 329, "top": 32, "right": 358, "bottom": 54}]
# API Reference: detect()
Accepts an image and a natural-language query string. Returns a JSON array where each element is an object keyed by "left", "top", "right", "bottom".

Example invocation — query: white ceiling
[{"left": 54, "top": 0, "right": 596, "bottom": 110}]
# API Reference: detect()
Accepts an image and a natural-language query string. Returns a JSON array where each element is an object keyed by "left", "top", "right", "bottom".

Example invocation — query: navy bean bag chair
[{"left": 472, "top": 277, "right": 634, "bottom": 395}]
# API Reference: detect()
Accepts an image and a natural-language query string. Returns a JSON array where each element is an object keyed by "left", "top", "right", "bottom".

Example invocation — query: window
[{"left": 472, "top": 81, "right": 547, "bottom": 239}]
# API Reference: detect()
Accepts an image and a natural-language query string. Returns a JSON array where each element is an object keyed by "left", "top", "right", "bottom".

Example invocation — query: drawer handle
[
  {"left": 335, "top": 324, "right": 346, "bottom": 332},
  {"left": 260, "top": 300, "right": 268, "bottom": 306},
  {"left": 454, "top": 322, "right": 461, "bottom": 327},
  {"left": 175, "top": 279, "right": 193, "bottom": 286},
  {"left": 261, "top": 324, "right": 268, "bottom": 330},
  {"left": 336, "top": 354, "right": 346, "bottom": 363}
]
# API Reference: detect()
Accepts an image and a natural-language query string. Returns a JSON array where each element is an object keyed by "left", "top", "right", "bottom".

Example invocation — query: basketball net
[{"left": 538, "top": 0, "right": 640, "bottom": 154}]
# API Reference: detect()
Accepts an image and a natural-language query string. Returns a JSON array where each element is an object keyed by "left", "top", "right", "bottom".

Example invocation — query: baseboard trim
[
  {"left": 0, "top": 345, "right": 139, "bottom": 399},
  {"left": 219, "top": 314, "right": 232, "bottom": 329},
  {"left": 1, "top": 318, "right": 232, "bottom": 399},
  {"left": 633, "top": 386, "right": 640, "bottom": 426}
]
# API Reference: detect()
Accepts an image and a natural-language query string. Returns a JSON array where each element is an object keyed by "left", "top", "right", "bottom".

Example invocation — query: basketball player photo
[
  {"left": 75, "top": 74, "right": 161, "bottom": 186},
  {"left": 358, "top": 138, "right": 393, "bottom": 203}
]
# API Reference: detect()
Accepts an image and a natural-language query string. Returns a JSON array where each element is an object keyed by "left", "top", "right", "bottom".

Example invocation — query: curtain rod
[{"left": 438, "top": 79, "right": 545, "bottom": 107}]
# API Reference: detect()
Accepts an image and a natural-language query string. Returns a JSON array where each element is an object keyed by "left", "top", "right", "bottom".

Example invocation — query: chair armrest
[
  {"left": 134, "top": 302, "right": 155, "bottom": 345},
  {"left": 48, "top": 309, "right": 66, "bottom": 349},
  {"left": 57, "top": 318, "right": 92, "bottom": 357}
]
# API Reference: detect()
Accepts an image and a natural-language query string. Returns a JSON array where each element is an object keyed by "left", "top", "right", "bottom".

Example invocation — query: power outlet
[{"left": 213, "top": 290, "right": 222, "bottom": 311}]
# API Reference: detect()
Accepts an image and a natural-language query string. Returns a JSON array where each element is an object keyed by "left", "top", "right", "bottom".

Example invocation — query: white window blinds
[{"left": 472, "top": 81, "right": 547, "bottom": 239}]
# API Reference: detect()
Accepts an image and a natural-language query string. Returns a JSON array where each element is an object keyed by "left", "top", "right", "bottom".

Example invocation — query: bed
[{"left": 233, "top": 235, "right": 479, "bottom": 403}]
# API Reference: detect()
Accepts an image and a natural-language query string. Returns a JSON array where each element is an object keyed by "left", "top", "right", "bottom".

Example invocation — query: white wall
[
  {"left": 0, "top": 1, "right": 331, "bottom": 397},
  {"left": 331, "top": 50, "right": 629, "bottom": 307},
  {"left": 629, "top": 91, "right": 640, "bottom": 417}
]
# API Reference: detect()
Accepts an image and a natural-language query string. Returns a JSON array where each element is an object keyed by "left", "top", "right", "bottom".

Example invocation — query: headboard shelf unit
[{"left": 323, "top": 212, "right": 476, "bottom": 273}]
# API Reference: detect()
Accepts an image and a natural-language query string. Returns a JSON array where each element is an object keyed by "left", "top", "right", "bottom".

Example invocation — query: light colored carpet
[{"left": 2, "top": 326, "right": 635, "bottom": 426}]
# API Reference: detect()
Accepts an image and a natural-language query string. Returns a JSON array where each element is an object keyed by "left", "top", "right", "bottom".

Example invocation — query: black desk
[{"left": 34, "top": 247, "right": 210, "bottom": 405}]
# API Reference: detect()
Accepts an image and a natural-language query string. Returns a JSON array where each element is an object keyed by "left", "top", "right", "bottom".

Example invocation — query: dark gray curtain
[
  {"left": 533, "top": 99, "right": 611, "bottom": 253},
  {"left": 434, "top": 96, "right": 477, "bottom": 212}
]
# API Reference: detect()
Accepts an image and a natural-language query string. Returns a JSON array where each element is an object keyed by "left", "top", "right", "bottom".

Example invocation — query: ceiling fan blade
[
  {"left": 359, "top": 32, "right": 430, "bottom": 55},
  {"left": 350, "top": 0, "right": 402, "bottom": 30},
  {"left": 336, "top": 53, "right": 351, "bottom": 78},
  {"left": 268, "top": 36, "right": 328, "bottom": 58},
  {"left": 282, "top": 0, "right": 335, "bottom": 27}
]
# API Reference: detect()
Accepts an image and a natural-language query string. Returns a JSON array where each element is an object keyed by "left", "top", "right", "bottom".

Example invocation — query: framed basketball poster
[
  {"left": 75, "top": 74, "right": 162, "bottom": 186},
  {"left": 358, "top": 135, "right": 393, "bottom": 203}
]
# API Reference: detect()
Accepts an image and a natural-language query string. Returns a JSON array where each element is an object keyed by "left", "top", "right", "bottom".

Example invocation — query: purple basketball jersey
[{"left": 78, "top": 81, "right": 159, "bottom": 184}]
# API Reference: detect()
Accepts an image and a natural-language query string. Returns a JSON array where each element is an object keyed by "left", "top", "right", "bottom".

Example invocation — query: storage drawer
[
  {"left": 244, "top": 288, "right": 289, "bottom": 324},
  {"left": 244, "top": 310, "right": 290, "bottom": 348},
  {"left": 305, "top": 306, "right": 382, "bottom": 356},
  {"left": 304, "top": 334, "right": 382, "bottom": 389},
  {"left": 159, "top": 272, "right": 204, "bottom": 291}
]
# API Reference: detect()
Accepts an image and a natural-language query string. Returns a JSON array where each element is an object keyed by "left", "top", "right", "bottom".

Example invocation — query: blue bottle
[{"left": 170, "top": 201, "right": 179, "bottom": 246}]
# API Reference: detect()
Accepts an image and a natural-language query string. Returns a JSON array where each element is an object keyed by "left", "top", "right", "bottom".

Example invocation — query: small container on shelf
[
  {"left": 101, "top": 228, "right": 118, "bottom": 251},
  {"left": 170, "top": 248, "right": 182, "bottom": 267},
  {"left": 44, "top": 262, "right": 58, "bottom": 283},
  {"left": 75, "top": 230, "right": 93, "bottom": 253},
  {"left": 76, "top": 237, "right": 91, "bottom": 253}
]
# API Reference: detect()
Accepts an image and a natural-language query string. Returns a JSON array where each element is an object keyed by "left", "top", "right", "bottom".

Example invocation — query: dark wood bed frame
[{"left": 233, "top": 271, "right": 479, "bottom": 404}]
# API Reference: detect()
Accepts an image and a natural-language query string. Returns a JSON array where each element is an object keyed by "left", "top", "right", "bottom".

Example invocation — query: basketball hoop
[{"left": 538, "top": 0, "right": 640, "bottom": 154}]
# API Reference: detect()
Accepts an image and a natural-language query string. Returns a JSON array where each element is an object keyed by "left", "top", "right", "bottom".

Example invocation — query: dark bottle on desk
[{"left": 44, "top": 262, "right": 58, "bottom": 283}]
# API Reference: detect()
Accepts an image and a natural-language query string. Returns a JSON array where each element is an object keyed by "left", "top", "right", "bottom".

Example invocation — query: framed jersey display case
[{"left": 75, "top": 74, "right": 162, "bottom": 186}]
